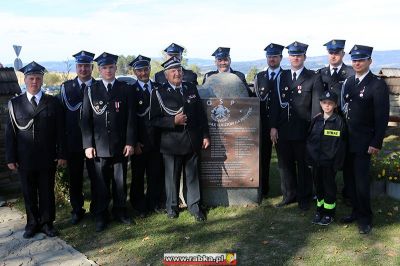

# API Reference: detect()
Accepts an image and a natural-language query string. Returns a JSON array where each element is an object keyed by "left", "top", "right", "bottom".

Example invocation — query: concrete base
[
  {"left": 201, "top": 187, "right": 261, "bottom": 206},
  {"left": 386, "top": 181, "right": 400, "bottom": 200}
]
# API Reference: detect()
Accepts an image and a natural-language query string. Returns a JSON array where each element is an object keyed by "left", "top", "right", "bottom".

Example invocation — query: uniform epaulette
[{"left": 315, "top": 69, "right": 321, "bottom": 74}]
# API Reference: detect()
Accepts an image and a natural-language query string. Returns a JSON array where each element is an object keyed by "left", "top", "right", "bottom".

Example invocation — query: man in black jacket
[
  {"left": 60, "top": 50, "right": 97, "bottom": 225},
  {"left": 317, "top": 39, "right": 354, "bottom": 108},
  {"left": 150, "top": 56, "right": 210, "bottom": 221},
  {"left": 6, "top": 61, "right": 66, "bottom": 238},
  {"left": 202, "top": 47, "right": 251, "bottom": 96},
  {"left": 154, "top": 43, "right": 198, "bottom": 85},
  {"left": 254, "top": 43, "right": 284, "bottom": 197},
  {"left": 81, "top": 52, "right": 136, "bottom": 232},
  {"left": 340, "top": 45, "right": 389, "bottom": 234},
  {"left": 128, "top": 55, "right": 164, "bottom": 216},
  {"left": 270, "top": 41, "right": 324, "bottom": 211}
]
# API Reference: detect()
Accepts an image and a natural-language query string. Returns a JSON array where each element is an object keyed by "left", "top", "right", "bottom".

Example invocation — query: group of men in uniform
[{"left": 5, "top": 39, "right": 389, "bottom": 238}]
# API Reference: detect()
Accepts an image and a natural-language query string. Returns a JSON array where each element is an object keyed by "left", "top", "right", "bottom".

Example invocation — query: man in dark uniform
[
  {"left": 270, "top": 41, "right": 324, "bottom": 210},
  {"left": 60, "top": 50, "right": 97, "bottom": 225},
  {"left": 81, "top": 52, "right": 136, "bottom": 232},
  {"left": 340, "top": 45, "right": 389, "bottom": 234},
  {"left": 318, "top": 39, "right": 354, "bottom": 107},
  {"left": 254, "top": 43, "right": 284, "bottom": 197},
  {"left": 318, "top": 40, "right": 355, "bottom": 204},
  {"left": 150, "top": 56, "right": 210, "bottom": 222},
  {"left": 128, "top": 55, "right": 164, "bottom": 217},
  {"left": 202, "top": 47, "right": 252, "bottom": 96},
  {"left": 154, "top": 43, "right": 198, "bottom": 85},
  {"left": 6, "top": 61, "right": 66, "bottom": 238}
]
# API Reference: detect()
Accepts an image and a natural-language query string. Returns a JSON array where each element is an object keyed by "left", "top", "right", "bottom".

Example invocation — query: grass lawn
[{"left": 13, "top": 152, "right": 400, "bottom": 266}]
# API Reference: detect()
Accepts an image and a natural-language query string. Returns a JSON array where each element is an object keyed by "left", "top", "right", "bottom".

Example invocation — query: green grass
[{"left": 12, "top": 152, "right": 400, "bottom": 266}]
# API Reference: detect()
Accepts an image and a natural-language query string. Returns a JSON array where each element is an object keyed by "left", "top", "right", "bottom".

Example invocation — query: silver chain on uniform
[
  {"left": 60, "top": 84, "right": 82, "bottom": 112},
  {"left": 275, "top": 72, "right": 290, "bottom": 121},
  {"left": 87, "top": 86, "right": 108, "bottom": 115},
  {"left": 155, "top": 90, "right": 183, "bottom": 115},
  {"left": 8, "top": 100, "right": 34, "bottom": 133}
]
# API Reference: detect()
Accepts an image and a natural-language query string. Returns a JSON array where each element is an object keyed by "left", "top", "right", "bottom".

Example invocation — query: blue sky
[{"left": 1, "top": 0, "right": 399, "bottom": 65}]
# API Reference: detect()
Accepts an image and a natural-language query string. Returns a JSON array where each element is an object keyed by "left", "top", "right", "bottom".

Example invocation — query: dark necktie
[
  {"left": 81, "top": 83, "right": 86, "bottom": 97},
  {"left": 143, "top": 83, "right": 150, "bottom": 97},
  {"left": 270, "top": 72, "right": 275, "bottom": 81},
  {"left": 355, "top": 78, "right": 360, "bottom": 86},
  {"left": 176, "top": 87, "right": 183, "bottom": 95},
  {"left": 331, "top": 68, "right": 339, "bottom": 82},
  {"left": 107, "top": 83, "right": 112, "bottom": 91},
  {"left": 292, "top": 72, "right": 297, "bottom": 81},
  {"left": 31, "top": 96, "right": 38, "bottom": 109}
]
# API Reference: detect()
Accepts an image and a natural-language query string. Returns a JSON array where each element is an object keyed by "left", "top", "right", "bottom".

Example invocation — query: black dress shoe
[
  {"left": 192, "top": 211, "right": 206, "bottom": 222},
  {"left": 167, "top": 210, "right": 179, "bottom": 219},
  {"left": 41, "top": 224, "right": 57, "bottom": 237},
  {"left": 115, "top": 215, "right": 132, "bottom": 225},
  {"left": 95, "top": 219, "right": 107, "bottom": 232},
  {"left": 71, "top": 212, "right": 85, "bottom": 225},
  {"left": 340, "top": 214, "right": 357, "bottom": 224},
  {"left": 23, "top": 228, "right": 37, "bottom": 239},
  {"left": 359, "top": 224, "right": 372, "bottom": 234},
  {"left": 275, "top": 198, "right": 296, "bottom": 208}
]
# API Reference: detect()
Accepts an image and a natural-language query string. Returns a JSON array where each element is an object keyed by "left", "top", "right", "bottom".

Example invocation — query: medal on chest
[
  {"left": 115, "top": 101, "right": 121, "bottom": 112},
  {"left": 359, "top": 87, "right": 365, "bottom": 98},
  {"left": 297, "top": 85, "right": 302, "bottom": 94}
]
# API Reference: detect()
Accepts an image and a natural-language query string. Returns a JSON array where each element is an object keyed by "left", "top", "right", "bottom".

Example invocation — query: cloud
[{"left": 0, "top": 0, "right": 399, "bottom": 64}]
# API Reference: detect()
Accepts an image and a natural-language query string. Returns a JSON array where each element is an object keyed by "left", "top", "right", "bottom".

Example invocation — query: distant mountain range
[{"left": 5, "top": 50, "right": 400, "bottom": 75}]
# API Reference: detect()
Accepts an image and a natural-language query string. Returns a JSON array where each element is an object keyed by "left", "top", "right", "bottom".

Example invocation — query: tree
[
  {"left": 43, "top": 72, "right": 61, "bottom": 86},
  {"left": 246, "top": 66, "right": 259, "bottom": 83},
  {"left": 116, "top": 55, "right": 135, "bottom": 75},
  {"left": 60, "top": 58, "right": 72, "bottom": 82}
]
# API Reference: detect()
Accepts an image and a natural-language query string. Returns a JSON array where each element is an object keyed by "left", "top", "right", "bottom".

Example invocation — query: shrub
[{"left": 370, "top": 135, "right": 400, "bottom": 183}]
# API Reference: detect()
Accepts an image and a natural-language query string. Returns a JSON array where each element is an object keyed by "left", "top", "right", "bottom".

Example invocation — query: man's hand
[
  {"left": 174, "top": 111, "right": 187, "bottom": 125},
  {"left": 202, "top": 138, "right": 210, "bottom": 149},
  {"left": 368, "top": 146, "right": 380, "bottom": 155},
  {"left": 7, "top": 163, "right": 18, "bottom": 171},
  {"left": 135, "top": 143, "right": 144, "bottom": 155},
  {"left": 57, "top": 159, "right": 67, "bottom": 168},
  {"left": 270, "top": 128, "right": 278, "bottom": 145},
  {"left": 123, "top": 145, "right": 134, "bottom": 157},
  {"left": 85, "top": 147, "right": 96, "bottom": 159}
]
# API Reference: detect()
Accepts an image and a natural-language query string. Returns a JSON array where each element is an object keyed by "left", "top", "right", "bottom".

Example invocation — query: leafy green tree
[
  {"left": 44, "top": 72, "right": 61, "bottom": 86},
  {"left": 246, "top": 66, "right": 259, "bottom": 83}
]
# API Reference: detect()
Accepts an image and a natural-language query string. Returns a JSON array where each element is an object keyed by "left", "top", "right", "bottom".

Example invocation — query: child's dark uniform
[{"left": 306, "top": 112, "right": 346, "bottom": 218}]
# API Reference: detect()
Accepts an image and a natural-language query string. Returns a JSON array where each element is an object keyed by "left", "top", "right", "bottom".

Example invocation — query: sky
[{"left": 1, "top": 0, "right": 399, "bottom": 65}]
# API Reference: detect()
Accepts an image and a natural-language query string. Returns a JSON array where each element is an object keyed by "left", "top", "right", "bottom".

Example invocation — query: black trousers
[
  {"left": 343, "top": 152, "right": 372, "bottom": 225},
  {"left": 312, "top": 166, "right": 337, "bottom": 216},
  {"left": 92, "top": 157, "right": 128, "bottom": 219},
  {"left": 130, "top": 151, "right": 163, "bottom": 212},
  {"left": 19, "top": 167, "right": 56, "bottom": 230},
  {"left": 163, "top": 153, "right": 201, "bottom": 214},
  {"left": 276, "top": 140, "right": 312, "bottom": 204},
  {"left": 260, "top": 126, "right": 273, "bottom": 196},
  {"left": 67, "top": 151, "right": 96, "bottom": 215}
]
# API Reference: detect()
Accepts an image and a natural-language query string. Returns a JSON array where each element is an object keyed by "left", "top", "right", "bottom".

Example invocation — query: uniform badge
[
  {"left": 261, "top": 87, "right": 265, "bottom": 91},
  {"left": 139, "top": 100, "right": 143, "bottom": 105},
  {"left": 284, "top": 87, "right": 288, "bottom": 91},
  {"left": 297, "top": 85, "right": 302, "bottom": 94},
  {"left": 115, "top": 101, "right": 120, "bottom": 112},
  {"left": 99, "top": 101, "right": 103, "bottom": 105},
  {"left": 342, "top": 70, "right": 346, "bottom": 75}
]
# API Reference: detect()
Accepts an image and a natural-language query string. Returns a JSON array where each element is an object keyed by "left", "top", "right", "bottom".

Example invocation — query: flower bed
[{"left": 370, "top": 135, "right": 400, "bottom": 183}]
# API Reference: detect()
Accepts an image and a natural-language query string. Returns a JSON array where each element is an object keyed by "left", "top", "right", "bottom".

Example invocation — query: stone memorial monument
[{"left": 198, "top": 72, "right": 261, "bottom": 206}]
